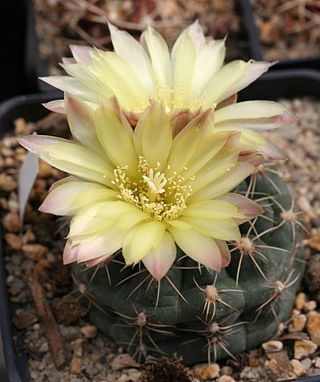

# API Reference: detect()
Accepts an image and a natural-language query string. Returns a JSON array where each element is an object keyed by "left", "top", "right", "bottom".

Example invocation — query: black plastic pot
[
  {"left": 0, "top": 92, "right": 61, "bottom": 382},
  {"left": 0, "top": 73, "right": 320, "bottom": 381},
  {"left": 0, "top": 0, "right": 30, "bottom": 101},
  {"left": 242, "top": 0, "right": 320, "bottom": 71}
]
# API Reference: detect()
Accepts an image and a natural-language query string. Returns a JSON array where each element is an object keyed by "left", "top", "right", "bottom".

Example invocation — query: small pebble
[
  {"left": 193, "top": 363, "right": 220, "bottom": 380},
  {"left": 22, "top": 243, "right": 48, "bottom": 260},
  {"left": 3, "top": 212, "right": 20, "bottom": 232},
  {"left": 294, "top": 339, "right": 318, "bottom": 359},
  {"left": 288, "top": 314, "right": 307, "bottom": 332},
  {"left": 218, "top": 376, "right": 236, "bottom": 382},
  {"left": 303, "top": 301, "right": 317, "bottom": 312},
  {"left": 301, "top": 357, "right": 312, "bottom": 370},
  {"left": 220, "top": 366, "right": 233, "bottom": 376},
  {"left": 69, "top": 357, "right": 82, "bottom": 375},
  {"left": 290, "top": 359, "right": 307, "bottom": 377},
  {"left": 314, "top": 357, "right": 320, "bottom": 368},
  {"left": 5, "top": 233, "right": 22, "bottom": 250},
  {"left": 306, "top": 311, "right": 320, "bottom": 345},
  {"left": 110, "top": 354, "right": 140, "bottom": 371},
  {"left": 295, "top": 292, "right": 307, "bottom": 311},
  {"left": 80, "top": 325, "right": 97, "bottom": 339},
  {"left": 262, "top": 340, "right": 283, "bottom": 353}
]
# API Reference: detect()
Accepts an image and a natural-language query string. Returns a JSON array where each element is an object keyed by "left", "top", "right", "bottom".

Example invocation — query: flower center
[{"left": 112, "top": 156, "right": 193, "bottom": 221}]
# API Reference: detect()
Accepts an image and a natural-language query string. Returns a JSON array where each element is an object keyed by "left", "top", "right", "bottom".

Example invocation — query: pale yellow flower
[
  {"left": 19, "top": 97, "right": 262, "bottom": 280},
  {"left": 42, "top": 21, "right": 294, "bottom": 158}
]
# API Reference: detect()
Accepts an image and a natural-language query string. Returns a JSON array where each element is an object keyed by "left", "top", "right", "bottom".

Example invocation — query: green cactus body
[{"left": 73, "top": 169, "right": 305, "bottom": 365}]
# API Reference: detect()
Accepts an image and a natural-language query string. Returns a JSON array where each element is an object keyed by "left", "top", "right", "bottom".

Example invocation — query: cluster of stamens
[{"left": 112, "top": 156, "right": 193, "bottom": 221}]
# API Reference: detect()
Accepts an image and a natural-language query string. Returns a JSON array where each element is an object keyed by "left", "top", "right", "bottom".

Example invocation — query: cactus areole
[{"left": 18, "top": 22, "right": 304, "bottom": 364}]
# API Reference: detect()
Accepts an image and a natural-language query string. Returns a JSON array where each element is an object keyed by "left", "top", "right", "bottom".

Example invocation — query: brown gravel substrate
[
  {"left": 1, "top": 98, "right": 319, "bottom": 381},
  {"left": 251, "top": 0, "right": 320, "bottom": 61}
]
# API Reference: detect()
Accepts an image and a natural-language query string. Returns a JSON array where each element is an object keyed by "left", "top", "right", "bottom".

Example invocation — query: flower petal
[
  {"left": 172, "top": 33, "right": 196, "bottom": 107},
  {"left": 108, "top": 23, "right": 154, "bottom": 93},
  {"left": 215, "top": 101, "right": 295, "bottom": 131},
  {"left": 168, "top": 226, "right": 223, "bottom": 271},
  {"left": 185, "top": 20, "right": 206, "bottom": 51},
  {"left": 142, "top": 26, "right": 172, "bottom": 90},
  {"left": 133, "top": 102, "right": 172, "bottom": 169},
  {"left": 191, "top": 148, "right": 240, "bottom": 192},
  {"left": 215, "top": 240, "right": 231, "bottom": 268},
  {"left": 190, "top": 162, "right": 255, "bottom": 202},
  {"left": 39, "top": 180, "right": 117, "bottom": 216},
  {"left": 181, "top": 216, "right": 241, "bottom": 241},
  {"left": 91, "top": 51, "right": 147, "bottom": 111},
  {"left": 40, "top": 76, "right": 106, "bottom": 102},
  {"left": 42, "top": 100, "right": 66, "bottom": 114},
  {"left": 183, "top": 199, "right": 244, "bottom": 220},
  {"left": 63, "top": 239, "right": 77, "bottom": 264},
  {"left": 201, "top": 60, "right": 249, "bottom": 107},
  {"left": 95, "top": 106, "right": 138, "bottom": 172},
  {"left": 69, "top": 201, "right": 145, "bottom": 238},
  {"left": 192, "top": 39, "right": 226, "bottom": 94},
  {"left": 222, "top": 193, "right": 262, "bottom": 222},
  {"left": 70, "top": 45, "right": 94, "bottom": 64},
  {"left": 18, "top": 135, "right": 114, "bottom": 185},
  {"left": 123, "top": 221, "right": 166, "bottom": 265},
  {"left": 74, "top": 227, "right": 127, "bottom": 263},
  {"left": 183, "top": 131, "right": 230, "bottom": 178},
  {"left": 65, "top": 94, "right": 105, "bottom": 155},
  {"left": 142, "top": 232, "right": 176, "bottom": 280}
]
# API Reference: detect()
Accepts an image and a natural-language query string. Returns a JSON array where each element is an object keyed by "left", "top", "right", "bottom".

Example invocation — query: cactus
[
  {"left": 73, "top": 167, "right": 304, "bottom": 365},
  {"left": 18, "top": 21, "right": 303, "bottom": 366}
]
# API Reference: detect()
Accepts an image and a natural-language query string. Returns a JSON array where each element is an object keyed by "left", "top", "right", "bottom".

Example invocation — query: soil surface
[
  {"left": 1, "top": 98, "right": 320, "bottom": 381},
  {"left": 34, "top": 0, "right": 250, "bottom": 76}
]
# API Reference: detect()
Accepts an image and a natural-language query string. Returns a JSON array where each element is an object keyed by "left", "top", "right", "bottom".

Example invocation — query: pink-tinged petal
[
  {"left": 232, "top": 111, "right": 296, "bottom": 131},
  {"left": 65, "top": 94, "right": 105, "bottom": 156},
  {"left": 222, "top": 193, "right": 263, "bottom": 221},
  {"left": 70, "top": 45, "right": 94, "bottom": 65},
  {"left": 168, "top": 226, "right": 222, "bottom": 271},
  {"left": 18, "top": 135, "right": 114, "bottom": 185},
  {"left": 75, "top": 228, "right": 126, "bottom": 262},
  {"left": 216, "top": 93, "right": 237, "bottom": 109},
  {"left": 186, "top": 20, "right": 206, "bottom": 51},
  {"left": 215, "top": 240, "right": 231, "bottom": 268},
  {"left": 170, "top": 109, "right": 195, "bottom": 137},
  {"left": 239, "top": 153, "right": 264, "bottom": 167},
  {"left": 39, "top": 180, "right": 117, "bottom": 216},
  {"left": 86, "top": 255, "right": 113, "bottom": 268},
  {"left": 48, "top": 176, "right": 78, "bottom": 192},
  {"left": 62, "top": 57, "right": 76, "bottom": 65},
  {"left": 215, "top": 101, "right": 295, "bottom": 131},
  {"left": 258, "top": 141, "right": 285, "bottom": 160},
  {"left": 63, "top": 239, "right": 78, "bottom": 264},
  {"left": 42, "top": 100, "right": 66, "bottom": 115},
  {"left": 142, "top": 232, "right": 176, "bottom": 281},
  {"left": 18, "top": 135, "right": 66, "bottom": 153}
]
